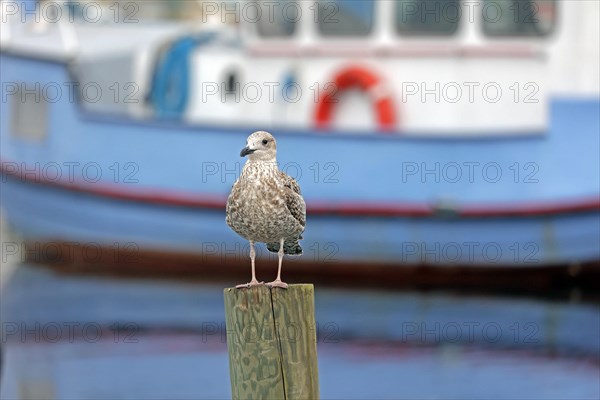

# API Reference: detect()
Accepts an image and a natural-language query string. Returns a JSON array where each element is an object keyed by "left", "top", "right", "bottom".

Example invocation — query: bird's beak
[{"left": 240, "top": 146, "right": 255, "bottom": 157}]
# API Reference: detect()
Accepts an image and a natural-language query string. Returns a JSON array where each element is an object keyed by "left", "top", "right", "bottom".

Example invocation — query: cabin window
[
  {"left": 224, "top": 70, "right": 240, "bottom": 101},
  {"left": 10, "top": 84, "right": 48, "bottom": 142},
  {"left": 225, "top": 72, "right": 238, "bottom": 94},
  {"left": 318, "top": 0, "right": 375, "bottom": 37},
  {"left": 257, "top": 0, "right": 298, "bottom": 37},
  {"left": 482, "top": 0, "right": 556, "bottom": 37},
  {"left": 395, "top": 0, "right": 460, "bottom": 36}
]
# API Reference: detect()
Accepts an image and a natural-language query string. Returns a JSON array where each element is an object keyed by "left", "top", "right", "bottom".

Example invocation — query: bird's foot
[
  {"left": 266, "top": 280, "right": 288, "bottom": 289},
  {"left": 235, "top": 280, "right": 264, "bottom": 289}
]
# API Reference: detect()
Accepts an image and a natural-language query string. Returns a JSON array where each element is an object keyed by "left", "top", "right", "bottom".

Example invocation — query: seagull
[{"left": 226, "top": 131, "right": 306, "bottom": 289}]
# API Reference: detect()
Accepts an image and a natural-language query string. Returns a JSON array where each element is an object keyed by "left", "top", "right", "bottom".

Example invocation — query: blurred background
[{"left": 1, "top": 0, "right": 599, "bottom": 399}]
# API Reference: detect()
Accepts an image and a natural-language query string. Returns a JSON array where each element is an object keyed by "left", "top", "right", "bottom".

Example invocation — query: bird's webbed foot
[
  {"left": 266, "top": 280, "right": 288, "bottom": 289},
  {"left": 235, "top": 279, "right": 264, "bottom": 289}
]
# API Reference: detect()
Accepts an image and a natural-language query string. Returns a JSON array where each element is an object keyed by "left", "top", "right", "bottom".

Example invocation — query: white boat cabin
[{"left": 1, "top": 0, "right": 598, "bottom": 136}]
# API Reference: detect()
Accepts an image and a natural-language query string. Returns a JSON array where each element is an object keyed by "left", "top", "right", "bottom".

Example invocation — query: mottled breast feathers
[{"left": 225, "top": 161, "right": 306, "bottom": 251}]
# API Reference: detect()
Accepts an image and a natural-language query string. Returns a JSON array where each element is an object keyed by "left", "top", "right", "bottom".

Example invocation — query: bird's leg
[
  {"left": 267, "top": 238, "right": 288, "bottom": 289},
  {"left": 249, "top": 241, "right": 262, "bottom": 284},
  {"left": 236, "top": 241, "right": 263, "bottom": 289}
]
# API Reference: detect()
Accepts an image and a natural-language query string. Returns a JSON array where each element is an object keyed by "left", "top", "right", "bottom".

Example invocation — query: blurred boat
[{"left": 0, "top": 1, "right": 598, "bottom": 284}]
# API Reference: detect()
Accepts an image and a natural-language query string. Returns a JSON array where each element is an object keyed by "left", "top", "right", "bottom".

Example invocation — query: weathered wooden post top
[{"left": 224, "top": 284, "right": 320, "bottom": 400}]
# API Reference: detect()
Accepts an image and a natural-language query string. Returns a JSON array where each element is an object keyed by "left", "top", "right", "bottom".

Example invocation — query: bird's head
[{"left": 240, "top": 131, "right": 277, "bottom": 162}]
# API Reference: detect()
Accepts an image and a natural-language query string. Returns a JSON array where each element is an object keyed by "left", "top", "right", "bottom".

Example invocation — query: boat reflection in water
[{"left": 1, "top": 264, "right": 598, "bottom": 400}]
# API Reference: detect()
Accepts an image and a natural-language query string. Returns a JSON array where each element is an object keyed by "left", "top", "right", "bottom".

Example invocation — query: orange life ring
[{"left": 315, "top": 66, "right": 397, "bottom": 132}]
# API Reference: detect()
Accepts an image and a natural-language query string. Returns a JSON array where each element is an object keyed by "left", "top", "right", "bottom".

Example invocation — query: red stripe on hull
[{"left": 2, "top": 160, "right": 599, "bottom": 218}]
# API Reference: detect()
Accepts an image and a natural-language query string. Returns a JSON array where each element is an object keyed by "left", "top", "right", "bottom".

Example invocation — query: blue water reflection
[{"left": 1, "top": 265, "right": 598, "bottom": 399}]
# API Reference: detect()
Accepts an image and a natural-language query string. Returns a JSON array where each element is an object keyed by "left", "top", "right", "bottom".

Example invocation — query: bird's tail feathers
[{"left": 267, "top": 240, "right": 302, "bottom": 256}]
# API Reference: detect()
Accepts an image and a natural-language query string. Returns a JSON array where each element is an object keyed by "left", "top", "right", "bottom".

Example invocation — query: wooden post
[{"left": 224, "top": 284, "right": 319, "bottom": 400}]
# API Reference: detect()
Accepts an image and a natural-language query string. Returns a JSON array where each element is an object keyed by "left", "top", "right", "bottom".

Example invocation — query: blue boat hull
[{"left": 1, "top": 53, "right": 599, "bottom": 272}]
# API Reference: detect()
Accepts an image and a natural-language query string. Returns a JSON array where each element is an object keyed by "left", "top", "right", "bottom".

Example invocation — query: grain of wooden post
[{"left": 224, "top": 284, "right": 319, "bottom": 400}]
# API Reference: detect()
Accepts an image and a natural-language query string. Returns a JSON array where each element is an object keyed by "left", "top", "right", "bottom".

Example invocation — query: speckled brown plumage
[{"left": 226, "top": 131, "right": 306, "bottom": 288}]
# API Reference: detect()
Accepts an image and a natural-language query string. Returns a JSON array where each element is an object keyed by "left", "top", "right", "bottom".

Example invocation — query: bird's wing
[
  {"left": 279, "top": 171, "right": 306, "bottom": 230},
  {"left": 225, "top": 181, "right": 239, "bottom": 228}
]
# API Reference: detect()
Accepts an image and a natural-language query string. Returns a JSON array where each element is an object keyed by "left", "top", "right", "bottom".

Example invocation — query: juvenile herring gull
[{"left": 226, "top": 131, "right": 306, "bottom": 289}]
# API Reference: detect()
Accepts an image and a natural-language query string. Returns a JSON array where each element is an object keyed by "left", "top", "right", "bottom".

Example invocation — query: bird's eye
[{"left": 262, "top": 139, "right": 268, "bottom": 145}]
